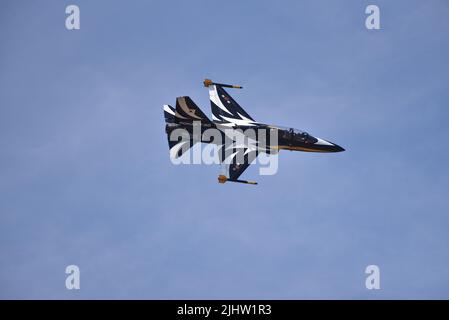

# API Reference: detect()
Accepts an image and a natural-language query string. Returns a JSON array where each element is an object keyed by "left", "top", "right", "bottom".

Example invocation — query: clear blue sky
[{"left": 1, "top": 0, "right": 448, "bottom": 299}]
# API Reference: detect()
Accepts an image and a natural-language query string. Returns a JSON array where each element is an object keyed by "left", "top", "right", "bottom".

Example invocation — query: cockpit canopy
[
  {"left": 271, "top": 125, "right": 317, "bottom": 144},
  {"left": 291, "top": 128, "right": 317, "bottom": 143}
]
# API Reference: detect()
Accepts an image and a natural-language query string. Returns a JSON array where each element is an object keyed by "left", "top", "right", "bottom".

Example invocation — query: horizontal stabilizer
[{"left": 163, "top": 104, "right": 176, "bottom": 123}]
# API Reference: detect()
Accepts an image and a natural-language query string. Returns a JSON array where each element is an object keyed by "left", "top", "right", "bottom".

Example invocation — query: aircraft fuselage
[{"left": 165, "top": 121, "right": 344, "bottom": 154}]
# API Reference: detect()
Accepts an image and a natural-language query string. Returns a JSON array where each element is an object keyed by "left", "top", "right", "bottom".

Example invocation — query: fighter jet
[{"left": 163, "top": 79, "right": 345, "bottom": 185}]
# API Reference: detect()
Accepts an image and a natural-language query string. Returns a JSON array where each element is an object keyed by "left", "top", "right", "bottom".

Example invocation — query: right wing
[{"left": 218, "top": 147, "right": 258, "bottom": 185}]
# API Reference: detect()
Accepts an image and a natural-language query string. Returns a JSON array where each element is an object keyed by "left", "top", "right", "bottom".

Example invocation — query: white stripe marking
[
  {"left": 209, "top": 85, "right": 234, "bottom": 115},
  {"left": 163, "top": 105, "right": 175, "bottom": 115},
  {"left": 315, "top": 138, "right": 334, "bottom": 146}
]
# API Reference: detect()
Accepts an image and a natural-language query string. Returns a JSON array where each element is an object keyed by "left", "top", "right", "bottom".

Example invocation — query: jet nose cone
[
  {"left": 315, "top": 137, "right": 345, "bottom": 152},
  {"left": 333, "top": 144, "right": 345, "bottom": 152}
]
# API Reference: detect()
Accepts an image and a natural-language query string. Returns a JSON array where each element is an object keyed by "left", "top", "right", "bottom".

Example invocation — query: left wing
[{"left": 204, "top": 79, "right": 258, "bottom": 127}]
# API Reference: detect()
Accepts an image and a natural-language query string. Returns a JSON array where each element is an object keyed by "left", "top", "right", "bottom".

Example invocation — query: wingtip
[
  {"left": 218, "top": 175, "right": 227, "bottom": 184},
  {"left": 204, "top": 79, "right": 213, "bottom": 87}
]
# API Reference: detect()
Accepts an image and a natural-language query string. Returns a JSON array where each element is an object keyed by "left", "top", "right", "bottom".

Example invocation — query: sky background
[{"left": 1, "top": 0, "right": 449, "bottom": 299}]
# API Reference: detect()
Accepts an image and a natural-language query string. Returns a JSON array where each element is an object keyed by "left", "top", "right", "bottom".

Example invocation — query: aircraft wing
[
  {"left": 218, "top": 147, "right": 258, "bottom": 185},
  {"left": 206, "top": 81, "right": 258, "bottom": 127}
]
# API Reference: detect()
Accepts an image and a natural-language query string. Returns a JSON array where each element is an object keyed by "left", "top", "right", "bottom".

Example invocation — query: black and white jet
[{"left": 163, "top": 79, "right": 345, "bottom": 185}]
